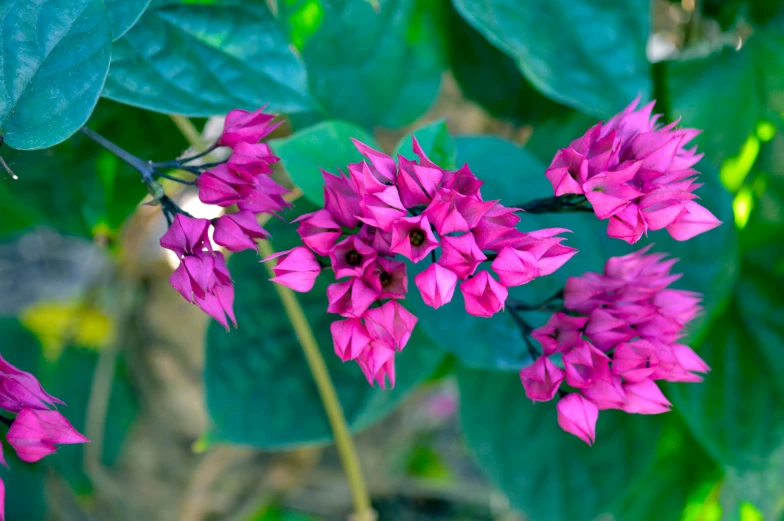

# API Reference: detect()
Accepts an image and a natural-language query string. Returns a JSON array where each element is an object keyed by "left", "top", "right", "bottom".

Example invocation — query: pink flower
[
  {"left": 323, "top": 169, "right": 362, "bottom": 228},
  {"left": 414, "top": 263, "right": 458, "bottom": 309},
  {"left": 581, "top": 376, "right": 627, "bottom": 410},
  {"left": 352, "top": 139, "right": 397, "bottom": 184},
  {"left": 237, "top": 175, "right": 291, "bottom": 215},
  {"left": 170, "top": 251, "right": 237, "bottom": 329},
  {"left": 6, "top": 408, "right": 89, "bottom": 463},
  {"left": 197, "top": 164, "right": 249, "bottom": 206},
  {"left": 358, "top": 185, "right": 407, "bottom": 232},
  {"left": 160, "top": 214, "right": 210, "bottom": 257},
  {"left": 227, "top": 142, "right": 278, "bottom": 178},
  {"left": 621, "top": 379, "right": 671, "bottom": 414},
  {"left": 611, "top": 340, "right": 660, "bottom": 382},
  {"left": 584, "top": 308, "right": 635, "bottom": 351},
  {"left": 557, "top": 394, "right": 598, "bottom": 445},
  {"left": 266, "top": 247, "right": 321, "bottom": 293},
  {"left": 294, "top": 210, "right": 343, "bottom": 256},
  {"left": 519, "top": 357, "right": 564, "bottom": 402},
  {"left": 218, "top": 106, "right": 279, "bottom": 147},
  {"left": 472, "top": 203, "right": 521, "bottom": 250},
  {"left": 330, "top": 319, "right": 372, "bottom": 361},
  {"left": 460, "top": 271, "right": 508, "bottom": 318},
  {"left": 507, "top": 228, "right": 577, "bottom": 276},
  {"left": 364, "top": 301, "right": 418, "bottom": 351},
  {"left": 437, "top": 233, "right": 487, "bottom": 280},
  {"left": 356, "top": 341, "right": 396, "bottom": 389},
  {"left": 531, "top": 313, "right": 588, "bottom": 356},
  {"left": 423, "top": 188, "right": 493, "bottom": 235},
  {"left": 0, "top": 355, "right": 64, "bottom": 413},
  {"left": 544, "top": 98, "right": 721, "bottom": 243},
  {"left": 326, "top": 277, "right": 379, "bottom": 318},
  {"left": 212, "top": 211, "right": 269, "bottom": 252},
  {"left": 329, "top": 235, "right": 377, "bottom": 279},
  {"left": 397, "top": 156, "right": 443, "bottom": 208},
  {"left": 363, "top": 258, "right": 407, "bottom": 299},
  {"left": 491, "top": 246, "right": 539, "bottom": 287},
  {"left": 0, "top": 478, "right": 4, "bottom": 521},
  {"left": 562, "top": 341, "right": 612, "bottom": 389},
  {"left": 390, "top": 215, "right": 439, "bottom": 263}
]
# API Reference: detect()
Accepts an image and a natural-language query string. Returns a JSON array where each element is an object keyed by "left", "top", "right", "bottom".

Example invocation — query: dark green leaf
[
  {"left": 104, "top": 3, "right": 313, "bottom": 116},
  {"left": 277, "top": 0, "right": 447, "bottom": 128},
  {"left": 270, "top": 121, "right": 378, "bottom": 206},
  {"left": 43, "top": 347, "right": 137, "bottom": 494},
  {"left": 204, "top": 203, "right": 445, "bottom": 449},
  {"left": 0, "top": 0, "right": 111, "bottom": 150},
  {"left": 457, "top": 366, "right": 660, "bottom": 521},
  {"left": 0, "top": 100, "right": 190, "bottom": 239},
  {"left": 451, "top": 0, "right": 651, "bottom": 118},
  {"left": 393, "top": 120, "right": 456, "bottom": 169},
  {"left": 445, "top": 3, "right": 568, "bottom": 125},
  {"left": 105, "top": 0, "right": 151, "bottom": 40}
]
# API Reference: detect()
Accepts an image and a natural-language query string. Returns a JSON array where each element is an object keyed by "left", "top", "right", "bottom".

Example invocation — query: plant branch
[
  {"left": 81, "top": 127, "right": 155, "bottom": 183},
  {"left": 516, "top": 194, "right": 593, "bottom": 214},
  {"left": 259, "top": 240, "right": 375, "bottom": 521},
  {"left": 507, "top": 307, "right": 540, "bottom": 359},
  {"left": 0, "top": 415, "right": 12, "bottom": 427}
]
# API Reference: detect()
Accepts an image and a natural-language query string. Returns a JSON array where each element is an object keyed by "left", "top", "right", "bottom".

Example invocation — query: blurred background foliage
[{"left": 0, "top": 0, "right": 783, "bottom": 520}]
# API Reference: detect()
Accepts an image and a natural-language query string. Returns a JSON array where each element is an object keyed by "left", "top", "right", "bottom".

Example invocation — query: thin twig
[
  {"left": 81, "top": 127, "right": 155, "bottom": 183},
  {"left": 516, "top": 194, "right": 593, "bottom": 214}
]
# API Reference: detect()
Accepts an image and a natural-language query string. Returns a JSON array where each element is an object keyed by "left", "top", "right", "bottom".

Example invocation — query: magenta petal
[
  {"left": 556, "top": 394, "right": 598, "bottom": 445},
  {"left": 364, "top": 301, "right": 418, "bottom": 351},
  {"left": 621, "top": 379, "right": 671, "bottom": 414},
  {"left": 7, "top": 408, "right": 89, "bottom": 463},
  {"left": 330, "top": 319, "right": 372, "bottom": 361},
  {"left": 414, "top": 263, "right": 458, "bottom": 309},
  {"left": 459, "top": 271, "right": 507, "bottom": 318},
  {"left": 519, "top": 356, "right": 564, "bottom": 402}
]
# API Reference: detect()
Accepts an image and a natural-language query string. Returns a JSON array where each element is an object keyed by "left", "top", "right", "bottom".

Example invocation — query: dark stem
[
  {"left": 0, "top": 415, "right": 13, "bottom": 427},
  {"left": 507, "top": 307, "right": 540, "bottom": 359},
  {"left": 509, "top": 289, "right": 565, "bottom": 313},
  {"left": 430, "top": 249, "right": 436, "bottom": 264},
  {"left": 151, "top": 143, "right": 218, "bottom": 168},
  {"left": 155, "top": 172, "right": 196, "bottom": 185},
  {"left": 160, "top": 195, "right": 191, "bottom": 226},
  {"left": 81, "top": 127, "right": 155, "bottom": 183},
  {"left": 515, "top": 194, "right": 593, "bottom": 214}
]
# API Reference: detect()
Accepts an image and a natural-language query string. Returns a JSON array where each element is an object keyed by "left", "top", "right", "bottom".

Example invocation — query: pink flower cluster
[
  {"left": 519, "top": 247, "right": 709, "bottom": 445},
  {"left": 545, "top": 98, "right": 721, "bottom": 244},
  {"left": 269, "top": 139, "right": 576, "bottom": 387},
  {"left": 161, "top": 107, "right": 289, "bottom": 327},
  {"left": 0, "top": 355, "right": 88, "bottom": 519}
]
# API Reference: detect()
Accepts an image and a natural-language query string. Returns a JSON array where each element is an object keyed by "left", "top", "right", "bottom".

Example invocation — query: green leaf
[
  {"left": 103, "top": 3, "right": 313, "bottom": 116},
  {"left": 42, "top": 347, "right": 137, "bottom": 494},
  {"left": 445, "top": 3, "right": 568, "bottom": 125},
  {"left": 457, "top": 366, "right": 660, "bottom": 521},
  {"left": 669, "top": 25, "right": 784, "bottom": 165},
  {"left": 451, "top": 0, "right": 651, "bottom": 118},
  {"left": 270, "top": 121, "right": 378, "bottom": 206},
  {"left": 613, "top": 415, "right": 721, "bottom": 521},
  {"left": 393, "top": 119, "right": 456, "bottom": 169},
  {"left": 277, "top": 0, "right": 447, "bottom": 128},
  {"left": 204, "top": 203, "right": 445, "bottom": 449},
  {"left": 403, "top": 136, "right": 604, "bottom": 369},
  {"left": 0, "top": 100, "right": 190, "bottom": 239},
  {"left": 0, "top": 0, "right": 112, "bottom": 150},
  {"left": 669, "top": 303, "right": 784, "bottom": 471},
  {"left": 105, "top": 0, "right": 151, "bottom": 40}
]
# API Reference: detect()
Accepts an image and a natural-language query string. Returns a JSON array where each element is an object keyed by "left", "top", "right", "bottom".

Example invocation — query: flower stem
[
  {"left": 258, "top": 240, "right": 376, "bottom": 521},
  {"left": 516, "top": 194, "right": 593, "bottom": 214},
  {"left": 80, "top": 127, "right": 155, "bottom": 183}
]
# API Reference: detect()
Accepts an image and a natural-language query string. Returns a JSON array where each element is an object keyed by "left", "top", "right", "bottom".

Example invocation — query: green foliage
[
  {"left": 105, "top": 0, "right": 151, "bottom": 40},
  {"left": 204, "top": 203, "right": 445, "bottom": 449},
  {"left": 393, "top": 120, "right": 456, "bottom": 169},
  {"left": 0, "top": 0, "right": 112, "bottom": 150},
  {"left": 277, "top": 0, "right": 447, "bottom": 129},
  {"left": 457, "top": 366, "right": 661, "bottom": 521},
  {"left": 103, "top": 3, "right": 313, "bottom": 116},
  {"left": 452, "top": 0, "right": 651, "bottom": 118},
  {"left": 0, "top": 100, "right": 189, "bottom": 239},
  {"left": 271, "top": 121, "right": 378, "bottom": 206}
]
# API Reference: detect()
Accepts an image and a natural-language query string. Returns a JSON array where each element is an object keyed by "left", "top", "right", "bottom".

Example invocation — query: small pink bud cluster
[
  {"left": 162, "top": 107, "right": 288, "bottom": 327},
  {"left": 0, "top": 355, "right": 88, "bottom": 520},
  {"left": 268, "top": 139, "right": 576, "bottom": 387},
  {"left": 519, "top": 247, "right": 709, "bottom": 445},
  {"left": 545, "top": 98, "right": 721, "bottom": 244}
]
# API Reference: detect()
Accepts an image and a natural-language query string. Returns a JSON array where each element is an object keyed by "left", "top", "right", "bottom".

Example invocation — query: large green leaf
[
  {"left": 105, "top": 0, "right": 151, "bottom": 40},
  {"left": 451, "top": 0, "right": 651, "bottom": 118},
  {"left": 103, "top": 3, "right": 313, "bottom": 116},
  {"left": 669, "top": 25, "right": 784, "bottom": 165},
  {"left": 270, "top": 121, "right": 378, "bottom": 206},
  {"left": 0, "top": 100, "right": 190, "bottom": 239},
  {"left": 393, "top": 119, "right": 456, "bottom": 169},
  {"left": 457, "top": 366, "right": 660, "bottom": 521},
  {"left": 43, "top": 347, "right": 137, "bottom": 494},
  {"left": 204, "top": 204, "right": 445, "bottom": 449},
  {"left": 0, "top": 0, "right": 112, "bottom": 150},
  {"left": 445, "top": 3, "right": 568, "bottom": 125},
  {"left": 277, "top": 0, "right": 447, "bottom": 129}
]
